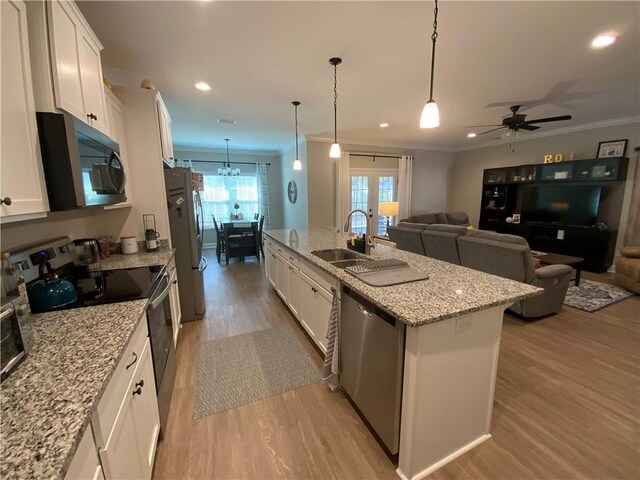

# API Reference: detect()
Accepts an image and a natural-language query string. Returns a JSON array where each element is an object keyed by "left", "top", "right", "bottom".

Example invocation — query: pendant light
[
  {"left": 292, "top": 101, "right": 302, "bottom": 171},
  {"left": 420, "top": 0, "right": 440, "bottom": 129},
  {"left": 218, "top": 138, "right": 240, "bottom": 176},
  {"left": 329, "top": 57, "right": 342, "bottom": 158}
]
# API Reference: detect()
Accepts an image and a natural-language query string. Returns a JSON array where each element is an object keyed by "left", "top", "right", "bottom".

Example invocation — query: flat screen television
[{"left": 518, "top": 185, "right": 602, "bottom": 226}]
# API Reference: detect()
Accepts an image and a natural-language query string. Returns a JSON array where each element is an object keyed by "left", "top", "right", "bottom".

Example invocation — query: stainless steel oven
[
  {"left": 1, "top": 296, "right": 35, "bottom": 381},
  {"left": 146, "top": 268, "right": 177, "bottom": 437}
]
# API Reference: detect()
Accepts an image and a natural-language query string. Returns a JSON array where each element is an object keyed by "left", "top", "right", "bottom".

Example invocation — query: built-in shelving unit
[{"left": 479, "top": 157, "right": 629, "bottom": 272}]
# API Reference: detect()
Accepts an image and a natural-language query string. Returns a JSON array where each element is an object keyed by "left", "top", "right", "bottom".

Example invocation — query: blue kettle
[{"left": 29, "top": 261, "right": 77, "bottom": 313}]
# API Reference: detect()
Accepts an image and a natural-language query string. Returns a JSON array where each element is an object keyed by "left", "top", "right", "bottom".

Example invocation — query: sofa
[
  {"left": 457, "top": 230, "right": 572, "bottom": 318},
  {"left": 387, "top": 225, "right": 426, "bottom": 255},
  {"left": 400, "top": 211, "right": 470, "bottom": 227},
  {"left": 615, "top": 246, "right": 640, "bottom": 294},
  {"left": 420, "top": 224, "right": 468, "bottom": 264}
]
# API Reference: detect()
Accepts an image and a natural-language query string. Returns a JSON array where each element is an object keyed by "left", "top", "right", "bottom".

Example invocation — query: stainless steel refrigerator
[{"left": 165, "top": 167, "right": 206, "bottom": 322}]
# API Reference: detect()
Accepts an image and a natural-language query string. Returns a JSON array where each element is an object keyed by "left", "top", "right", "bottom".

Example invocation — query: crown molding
[
  {"left": 173, "top": 144, "right": 280, "bottom": 157},
  {"left": 456, "top": 115, "right": 640, "bottom": 152},
  {"left": 304, "top": 135, "right": 458, "bottom": 153}
]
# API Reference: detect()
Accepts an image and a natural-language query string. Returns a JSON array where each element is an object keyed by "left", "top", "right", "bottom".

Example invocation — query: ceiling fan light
[
  {"left": 420, "top": 100, "right": 439, "bottom": 129},
  {"left": 293, "top": 159, "right": 302, "bottom": 170},
  {"left": 330, "top": 142, "right": 341, "bottom": 158}
]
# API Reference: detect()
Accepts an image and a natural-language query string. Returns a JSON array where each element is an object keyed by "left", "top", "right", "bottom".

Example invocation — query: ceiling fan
[{"left": 468, "top": 105, "right": 572, "bottom": 136}]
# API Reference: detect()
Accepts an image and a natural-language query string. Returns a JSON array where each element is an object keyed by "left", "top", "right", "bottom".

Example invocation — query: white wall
[
  {"left": 1, "top": 209, "right": 100, "bottom": 251},
  {"left": 449, "top": 121, "right": 640, "bottom": 256},
  {"left": 304, "top": 139, "right": 456, "bottom": 228},
  {"left": 281, "top": 142, "right": 309, "bottom": 229},
  {"left": 174, "top": 146, "right": 284, "bottom": 246}
]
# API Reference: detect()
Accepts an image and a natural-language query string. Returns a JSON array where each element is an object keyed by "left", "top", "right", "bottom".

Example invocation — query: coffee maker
[
  {"left": 143, "top": 214, "right": 160, "bottom": 251},
  {"left": 74, "top": 239, "right": 104, "bottom": 299}
]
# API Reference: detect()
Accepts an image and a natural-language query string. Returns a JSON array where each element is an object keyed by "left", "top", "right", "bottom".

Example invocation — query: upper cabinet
[
  {"left": 0, "top": 0, "right": 49, "bottom": 222},
  {"left": 156, "top": 93, "right": 175, "bottom": 168},
  {"left": 104, "top": 87, "right": 133, "bottom": 209},
  {"left": 47, "top": 0, "right": 109, "bottom": 135}
]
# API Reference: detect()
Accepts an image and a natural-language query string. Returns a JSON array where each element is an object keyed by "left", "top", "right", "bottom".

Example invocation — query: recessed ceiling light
[
  {"left": 195, "top": 82, "right": 211, "bottom": 91},
  {"left": 591, "top": 33, "right": 617, "bottom": 48},
  {"left": 467, "top": 132, "right": 477, "bottom": 138},
  {"left": 379, "top": 123, "right": 389, "bottom": 128}
]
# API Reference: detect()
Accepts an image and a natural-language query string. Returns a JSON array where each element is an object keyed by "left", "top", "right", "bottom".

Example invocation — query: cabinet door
[
  {"left": 78, "top": 32, "right": 108, "bottom": 134},
  {"left": 104, "top": 88, "right": 133, "bottom": 208},
  {"left": 131, "top": 341, "right": 160, "bottom": 479},
  {"left": 156, "top": 95, "right": 174, "bottom": 167},
  {"left": 65, "top": 425, "right": 103, "bottom": 480},
  {"left": 1, "top": 0, "right": 49, "bottom": 219},
  {"left": 299, "top": 273, "right": 332, "bottom": 352},
  {"left": 99, "top": 389, "right": 145, "bottom": 480},
  {"left": 275, "top": 254, "right": 287, "bottom": 301},
  {"left": 313, "top": 285, "right": 333, "bottom": 352},
  {"left": 266, "top": 248, "right": 276, "bottom": 287},
  {"left": 287, "top": 264, "right": 301, "bottom": 319},
  {"left": 48, "top": 0, "right": 84, "bottom": 119}
]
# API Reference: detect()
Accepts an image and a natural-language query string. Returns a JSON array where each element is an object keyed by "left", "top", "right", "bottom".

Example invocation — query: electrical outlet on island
[{"left": 557, "top": 229, "right": 565, "bottom": 240}]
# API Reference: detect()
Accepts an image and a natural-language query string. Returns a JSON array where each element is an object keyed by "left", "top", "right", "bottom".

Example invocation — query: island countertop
[{"left": 264, "top": 228, "right": 541, "bottom": 327}]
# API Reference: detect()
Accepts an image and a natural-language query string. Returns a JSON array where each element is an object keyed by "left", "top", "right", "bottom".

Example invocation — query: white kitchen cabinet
[
  {"left": 65, "top": 425, "right": 104, "bottom": 480},
  {"left": 156, "top": 93, "right": 174, "bottom": 167},
  {"left": 266, "top": 247, "right": 276, "bottom": 288},
  {"left": 167, "top": 257, "right": 181, "bottom": 346},
  {"left": 275, "top": 253, "right": 288, "bottom": 301},
  {"left": 0, "top": 0, "right": 49, "bottom": 222},
  {"left": 47, "top": 0, "right": 109, "bottom": 135},
  {"left": 287, "top": 262, "right": 301, "bottom": 319},
  {"left": 103, "top": 87, "right": 133, "bottom": 209},
  {"left": 299, "top": 273, "right": 332, "bottom": 352},
  {"left": 99, "top": 338, "right": 159, "bottom": 480}
]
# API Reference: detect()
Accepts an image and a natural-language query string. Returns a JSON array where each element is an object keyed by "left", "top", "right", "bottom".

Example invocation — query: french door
[{"left": 350, "top": 169, "right": 397, "bottom": 236}]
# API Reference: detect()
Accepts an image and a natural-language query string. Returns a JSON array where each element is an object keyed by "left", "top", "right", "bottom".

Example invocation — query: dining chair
[
  {"left": 212, "top": 215, "right": 225, "bottom": 263},
  {"left": 254, "top": 213, "right": 259, "bottom": 221},
  {"left": 223, "top": 222, "right": 260, "bottom": 265}
]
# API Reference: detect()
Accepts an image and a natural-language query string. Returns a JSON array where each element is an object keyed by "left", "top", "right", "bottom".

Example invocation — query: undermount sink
[
  {"left": 311, "top": 249, "right": 366, "bottom": 262},
  {"left": 330, "top": 259, "right": 369, "bottom": 269}
]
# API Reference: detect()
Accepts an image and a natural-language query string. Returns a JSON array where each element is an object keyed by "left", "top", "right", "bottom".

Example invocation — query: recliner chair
[
  {"left": 457, "top": 230, "right": 572, "bottom": 318},
  {"left": 420, "top": 224, "right": 468, "bottom": 264},
  {"left": 387, "top": 225, "right": 426, "bottom": 255}
]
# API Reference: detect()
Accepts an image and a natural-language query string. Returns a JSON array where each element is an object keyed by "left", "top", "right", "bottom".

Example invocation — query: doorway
[{"left": 350, "top": 169, "right": 397, "bottom": 236}]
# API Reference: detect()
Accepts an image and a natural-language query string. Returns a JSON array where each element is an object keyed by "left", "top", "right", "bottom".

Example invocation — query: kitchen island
[{"left": 264, "top": 228, "right": 541, "bottom": 480}]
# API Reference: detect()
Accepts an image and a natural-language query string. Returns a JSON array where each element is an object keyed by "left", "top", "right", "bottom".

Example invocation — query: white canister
[{"left": 121, "top": 236, "right": 138, "bottom": 255}]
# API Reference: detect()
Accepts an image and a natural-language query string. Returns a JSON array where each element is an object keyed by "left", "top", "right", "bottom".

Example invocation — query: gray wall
[
  {"left": 304, "top": 140, "right": 456, "bottom": 229},
  {"left": 281, "top": 142, "right": 309, "bottom": 229},
  {"left": 173, "top": 146, "right": 284, "bottom": 247},
  {"left": 449, "top": 122, "right": 640, "bottom": 256}
]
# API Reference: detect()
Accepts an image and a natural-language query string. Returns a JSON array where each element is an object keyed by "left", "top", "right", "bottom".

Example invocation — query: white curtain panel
[
  {"left": 257, "top": 163, "right": 271, "bottom": 230},
  {"left": 334, "top": 152, "right": 351, "bottom": 231},
  {"left": 398, "top": 155, "right": 414, "bottom": 220}
]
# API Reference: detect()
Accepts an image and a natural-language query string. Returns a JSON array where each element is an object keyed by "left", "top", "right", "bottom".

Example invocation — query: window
[{"left": 200, "top": 174, "right": 259, "bottom": 227}]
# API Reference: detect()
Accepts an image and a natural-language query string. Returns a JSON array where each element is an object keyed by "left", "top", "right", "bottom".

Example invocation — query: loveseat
[
  {"left": 400, "top": 211, "right": 470, "bottom": 227},
  {"left": 615, "top": 246, "right": 640, "bottom": 293},
  {"left": 457, "top": 230, "right": 572, "bottom": 318}
]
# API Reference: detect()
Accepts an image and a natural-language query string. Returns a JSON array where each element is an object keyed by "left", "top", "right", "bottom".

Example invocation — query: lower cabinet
[
  {"left": 99, "top": 338, "right": 159, "bottom": 480},
  {"left": 65, "top": 425, "right": 104, "bottom": 480},
  {"left": 167, "top": 257, "right": 181, "bottom": 346},
  {"left": 265, "top": 239, "right": 335, "bottom": 353},
  {"left": 299, "top": 273, "right": 332, "bottom": 353}
]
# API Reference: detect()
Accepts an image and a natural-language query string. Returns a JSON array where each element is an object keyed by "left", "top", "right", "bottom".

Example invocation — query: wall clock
[{"left": 287, "top": 180, "right": 298, "bottom": 204}]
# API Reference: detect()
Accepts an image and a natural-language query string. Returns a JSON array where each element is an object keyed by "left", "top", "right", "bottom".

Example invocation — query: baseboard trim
[{"left": 395, "top": 434, "right": 492, "bottom": 480}]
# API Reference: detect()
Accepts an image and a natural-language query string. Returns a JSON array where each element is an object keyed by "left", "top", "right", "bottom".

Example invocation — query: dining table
[{"left": 221, "top": 219, "right": 260, "bottom": 264}]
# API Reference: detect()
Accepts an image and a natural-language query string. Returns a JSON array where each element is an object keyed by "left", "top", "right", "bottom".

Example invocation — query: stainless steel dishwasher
[{"left": 340, "top": 286, "right": 406, "bottom": 455}]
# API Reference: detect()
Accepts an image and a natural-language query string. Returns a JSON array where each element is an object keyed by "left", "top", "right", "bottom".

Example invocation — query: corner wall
[{"left": 281, "top": 142, "right": 309, "bottom": 229}]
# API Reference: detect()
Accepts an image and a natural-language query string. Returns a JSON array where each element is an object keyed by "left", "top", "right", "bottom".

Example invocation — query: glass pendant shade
[
  {"left": 293, "top": 159, "right": 302, "bottom": 170},
  {"left": 329, "top": 142, "right": 341, "bottom": 158},
  {"left": 420, "top": 100, "right": 440, "bottom": 129}
]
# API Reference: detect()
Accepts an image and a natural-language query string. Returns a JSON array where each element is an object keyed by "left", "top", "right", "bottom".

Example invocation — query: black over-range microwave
[{"left": 36, "top": 112, "right": 127, "bottom": 210}]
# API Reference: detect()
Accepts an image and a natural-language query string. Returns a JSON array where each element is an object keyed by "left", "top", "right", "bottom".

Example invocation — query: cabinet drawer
[
  {"left": 299, "top": 259, "right": 337, "bottom": 295},
  {"left": 92, "top": 317, "right": 148, "bottom": 448}
]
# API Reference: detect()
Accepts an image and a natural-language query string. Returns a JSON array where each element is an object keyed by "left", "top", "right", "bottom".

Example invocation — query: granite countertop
[
  {"left": 0, "top": 300, "right": 149, "bottom": 479},
  {"left": 265, "top": 228, "right": 542, "bottom": 327},
  {"left": 98, "top": 248, "right": 175, "bottom": 271}
]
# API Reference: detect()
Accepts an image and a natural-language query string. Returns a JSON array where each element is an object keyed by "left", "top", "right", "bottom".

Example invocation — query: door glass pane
[
  {"left": 350, "top": 175, "right": 368, "bottom": 235},
  {"left": 377, "top": 176, "right": 395, "bottom": 235}
]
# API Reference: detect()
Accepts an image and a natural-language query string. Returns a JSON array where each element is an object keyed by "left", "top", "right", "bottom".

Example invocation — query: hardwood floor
[{"left": 153, "top": 255, "right": 639, "bottom": 479}]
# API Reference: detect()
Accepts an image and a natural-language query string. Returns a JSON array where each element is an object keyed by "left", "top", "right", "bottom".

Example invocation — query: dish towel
[{"left": 323, "top": 286, "right": 340, "bottom": 391}]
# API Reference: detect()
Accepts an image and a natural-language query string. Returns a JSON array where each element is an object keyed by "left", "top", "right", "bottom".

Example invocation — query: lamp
[
  {"left": 292, "top": 101, "right": 302, "bottom": 170},
  {"left": 329, "top": 57, "right": 342, "bottom": 158},
  {"left": 218, "top": 138, "right": 240, "bottom": 176},
  {"left": 419, "top": 0, "right": 440, "bottom": 129},
  {"left": 378, "top": 202, "right": 400, "bottom": 232}
]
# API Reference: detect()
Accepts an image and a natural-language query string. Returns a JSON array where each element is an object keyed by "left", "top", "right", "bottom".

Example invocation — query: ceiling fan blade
[
  {"left": 478, "top": 126, "right": 507, "bottom": 136},
  {"left": 518, "top": 124, "right": 540, "bottom": 131},
  {"left": 524, "top": 115, "right": 572, "bottom": 124},
  {"left": 465, "top": 124, "right": 502, "bottom": 128}
]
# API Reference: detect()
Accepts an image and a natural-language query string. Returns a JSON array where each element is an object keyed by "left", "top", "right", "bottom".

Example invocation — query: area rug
[
  {"left": 563, "top": 279, "right": 634, "bottom": 312},
  {"left": 194, "top": 325, "right": 322, "bottom": 418}
]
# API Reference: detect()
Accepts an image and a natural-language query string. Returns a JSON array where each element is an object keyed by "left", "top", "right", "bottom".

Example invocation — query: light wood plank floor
[{"left": 153, "top": 253, "right": 639, "bottom": 479}]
